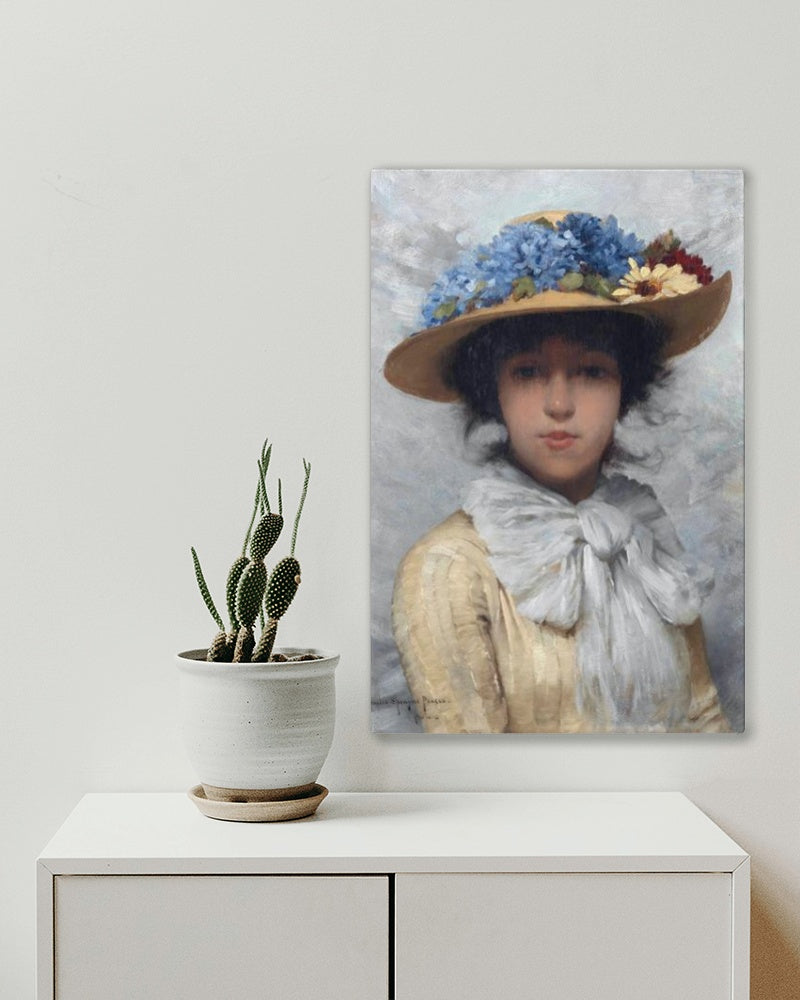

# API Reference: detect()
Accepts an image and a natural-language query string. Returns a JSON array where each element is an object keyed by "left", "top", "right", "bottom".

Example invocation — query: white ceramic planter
[{"left": 176, "top": 648, "right": 338, "bottom": 802}]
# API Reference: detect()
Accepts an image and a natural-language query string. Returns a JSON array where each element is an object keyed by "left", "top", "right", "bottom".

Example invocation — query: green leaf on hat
[
  {"left": 464, "top": 281, "right": 488, "bottom": 314},
  {"left": 583, "top": 273, "right": 616, "bottom": 299},
  {"left": 532, "top": 216, "right": 557, "bottom": 230},
  {"left": 558, "top": 272, "right": 584, "bottom": 291},
  {"left": 433, "top": 298, "right": 459, "bottom": 321},
  {"left": 511, "top": 276, "right": 537, "bottom": 300}
]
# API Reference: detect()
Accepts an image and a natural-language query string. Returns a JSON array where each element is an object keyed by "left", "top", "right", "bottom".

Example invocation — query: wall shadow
[{"left": 752, "top": 890, "right": 800, "bottom": 999}]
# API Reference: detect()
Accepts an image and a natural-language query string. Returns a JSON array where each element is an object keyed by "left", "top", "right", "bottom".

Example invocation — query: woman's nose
[{"left": 543, "top": 373, "right": 575, "bottom": 419}]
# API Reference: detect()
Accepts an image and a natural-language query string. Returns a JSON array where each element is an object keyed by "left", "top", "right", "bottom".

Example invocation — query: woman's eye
[
  {"left": 512, "top": 364, "right": 542, "bottom": 379},
  {"left": 581, "top": 365, "right": 611, "bottom": 380}
]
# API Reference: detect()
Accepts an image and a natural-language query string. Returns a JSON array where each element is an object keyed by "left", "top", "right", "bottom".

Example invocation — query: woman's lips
[{"left": 541, "top": 431, "right": 578, "bottom": 450}]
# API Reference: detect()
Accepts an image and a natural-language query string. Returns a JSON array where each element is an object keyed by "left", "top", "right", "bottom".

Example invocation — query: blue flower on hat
[
  {"left": 475, "top": 222, "right": 583, "bottom": 303},
  {"left": 420, "top": 259, "right": 485, "bottom": 326},
  {"left": 556, "top": 213, "right": 644, "bottom": 282},
  {"left": 418, "top": 213, "right": 653, "bottom": 328}
]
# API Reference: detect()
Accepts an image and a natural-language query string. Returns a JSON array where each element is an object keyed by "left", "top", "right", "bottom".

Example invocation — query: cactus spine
[{"left": 190, "top": 440, "right": 312, "bottom": 664}]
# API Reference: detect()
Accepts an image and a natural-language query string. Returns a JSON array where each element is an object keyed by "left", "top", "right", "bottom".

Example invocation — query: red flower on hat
[{"left": 655, "top": 248, "right": 713, "bottom": 286}]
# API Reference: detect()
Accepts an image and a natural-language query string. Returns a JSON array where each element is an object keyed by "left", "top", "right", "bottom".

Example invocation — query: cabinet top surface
[{"left": 38, "top": 792, "right": 747, "bottom": 875}]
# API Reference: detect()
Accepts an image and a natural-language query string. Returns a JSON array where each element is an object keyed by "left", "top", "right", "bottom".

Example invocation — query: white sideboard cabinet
[{"left": 37, "top": 792, "right": 749, "bottom": 1000}]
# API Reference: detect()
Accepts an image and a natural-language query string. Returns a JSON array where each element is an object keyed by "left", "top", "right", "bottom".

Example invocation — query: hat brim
[{"left": 383, "top": 271, "right": 732, "bottom": 402}]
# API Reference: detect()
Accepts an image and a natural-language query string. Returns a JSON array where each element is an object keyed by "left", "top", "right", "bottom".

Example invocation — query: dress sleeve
[
  {"left": 391, "top": 530, "right": 508, "bottom": 734},
  {"left": 684, "top": 618, "right": 732, "bottom": 733}
]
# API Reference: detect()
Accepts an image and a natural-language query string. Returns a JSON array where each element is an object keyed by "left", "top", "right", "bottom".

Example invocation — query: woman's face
[{"left": 497, "top": 335, "right": 622, "bottom": 503}]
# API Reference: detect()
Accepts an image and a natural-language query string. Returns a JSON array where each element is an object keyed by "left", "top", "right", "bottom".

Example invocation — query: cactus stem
[
  {"left": 225, "top": 630, "right": 238, "bottom": 659},
  {"left": 252, "top": 618, "right": 278, "bottom": 662},
  {"left": 225, "top": 555, "right": 250, "bottom": 632},
  {"left": 260, "top": 440, "right": 272, "bottom": 513},
  {"left": 233, "top": 625, "right": 255, "bottom": 663},
  {"left": 258, "top": 442, "right": 272, "bottom": 514},
  {"left": 277, "top": 478, "right": 283, "bottom": 518},
  {"left": 243, "top": 441, "right": 273, "bottom": 555},
  {"left": 242, "top": 483, "right": 262, "bottom": 557},
  {"left": 207, "top": 631, "right": 229, "bottom": 662},
  {"left": 257, "top": 462, "right": 268, "bottom": 515},
  {"left": 290, "top": 459, "right": 311, "bottom": 557},
  {"left": 191, "top": 547, "right": 225, "bottom": 632}
]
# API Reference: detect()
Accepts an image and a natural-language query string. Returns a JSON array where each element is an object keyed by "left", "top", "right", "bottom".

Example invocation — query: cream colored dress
[{"left": 392, "top": 510, "right": 729, "bottom": 734}]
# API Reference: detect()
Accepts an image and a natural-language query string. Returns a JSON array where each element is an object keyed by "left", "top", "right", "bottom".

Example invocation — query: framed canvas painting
[{"left": 371, "top": 169, "right": 743, "bottom": 734}]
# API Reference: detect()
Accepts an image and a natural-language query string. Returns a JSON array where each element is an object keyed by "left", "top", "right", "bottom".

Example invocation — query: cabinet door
[
  {"left": 54, "top": 875, "right": 388, "bottom": 1000},
  {"left": 396, "top": 873, "right": 731, "bottom": 1000}
]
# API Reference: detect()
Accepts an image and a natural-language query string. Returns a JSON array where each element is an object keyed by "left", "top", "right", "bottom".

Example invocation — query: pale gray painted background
[
  {"left": 1, "top": 3, "right": 798, "bottom": 996},
  {"left": 371, "top": 168, "right": 743, "bottom": 732}
]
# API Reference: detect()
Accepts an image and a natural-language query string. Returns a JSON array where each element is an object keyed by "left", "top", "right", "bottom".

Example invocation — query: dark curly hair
[{"left": 443, "top": 310, "right": 669, "bottom": 435}]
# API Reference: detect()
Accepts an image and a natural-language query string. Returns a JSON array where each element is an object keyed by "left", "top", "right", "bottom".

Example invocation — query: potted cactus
[{"left": 176, "top": 437, "right": 338, "bottom": 821}]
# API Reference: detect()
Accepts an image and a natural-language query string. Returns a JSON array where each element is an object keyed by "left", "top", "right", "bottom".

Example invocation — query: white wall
[{"left": 1, "top": 2, "right": 797, "bottom": 996}]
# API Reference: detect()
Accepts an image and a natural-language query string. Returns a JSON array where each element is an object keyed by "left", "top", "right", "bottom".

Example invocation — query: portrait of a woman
[{"left": 371, "top": 172, "right": 743, "bottom": 735}]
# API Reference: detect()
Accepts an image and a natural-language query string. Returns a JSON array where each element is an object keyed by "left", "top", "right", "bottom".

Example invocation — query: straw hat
[{"left": 384, "top": 210, "right": 732, "bottom": 402}]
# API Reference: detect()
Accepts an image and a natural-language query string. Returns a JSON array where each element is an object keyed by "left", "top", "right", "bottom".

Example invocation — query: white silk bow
[{"left": 462, "top": 464, "right": 714, "bottom": 729}]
